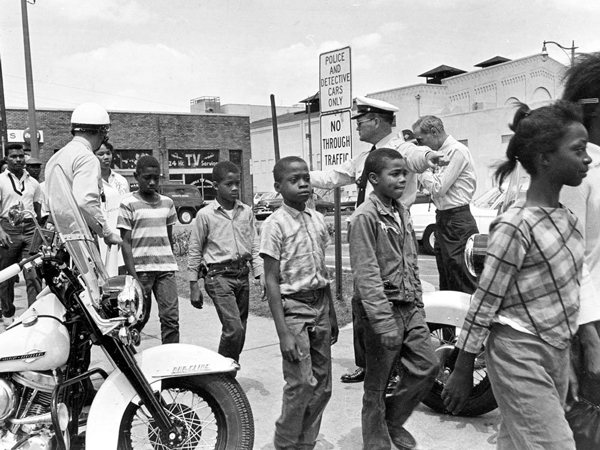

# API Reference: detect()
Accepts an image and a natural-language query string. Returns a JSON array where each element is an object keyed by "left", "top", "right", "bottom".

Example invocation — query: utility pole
[
  {"left": 21, "top": 0, "right": 39, "bottom": 158},
  {"left": 0, "top": 55, "right": 8, "bottom": 157}
]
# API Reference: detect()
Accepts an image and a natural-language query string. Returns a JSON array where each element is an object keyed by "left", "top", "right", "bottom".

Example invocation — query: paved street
[{"left": 4, "top": 217, "right": 500, "bottom": 449}]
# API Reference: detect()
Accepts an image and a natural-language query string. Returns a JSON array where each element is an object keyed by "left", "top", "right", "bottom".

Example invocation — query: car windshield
[
  {"left": 262, "top": 192, "right": 280, "bottom": 200},
  {"left": 473, "top": 188, "right": 504, "bottom": 210}
]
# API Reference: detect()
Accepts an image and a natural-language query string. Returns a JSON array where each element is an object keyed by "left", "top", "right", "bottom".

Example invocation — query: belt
[
  {"left": 207, "top": 259, "right": 248, "bottom": 271},
  {"left": 436, "top": 204, "right": 470, "bottom": 217},
  {"left": 283, "top": 287, "right": 326, "bottom": 303},
  {"left": 388, "top": 301, "right": 412, "bottom": 308}
]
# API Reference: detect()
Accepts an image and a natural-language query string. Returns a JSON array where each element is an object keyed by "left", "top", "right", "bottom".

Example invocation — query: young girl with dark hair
[{"left": 443, "top": 100, "right": 592, "bottom": 449}]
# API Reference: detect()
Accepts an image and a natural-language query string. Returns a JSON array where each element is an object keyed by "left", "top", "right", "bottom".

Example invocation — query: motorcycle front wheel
[
  {"left": 421, "top": 323, "right": 497, "bottom": 417},
  {"left": 118, "top": 373, "right": 254, "bottom": 449}
]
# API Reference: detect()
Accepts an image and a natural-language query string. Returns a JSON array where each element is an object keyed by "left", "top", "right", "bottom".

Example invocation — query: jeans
[
  {"left": 0, "top": 219, "right": 42, "bottom": 318},
  {"left": 359, "top": 302, "right": 437, "bottom": 450},
  {"left": 274, "top": 292, "right": 332, "bottom": 450},
  {"left": 138, "top": 271, "right": 179, "bottom": 344},
  {"left": 204, "top": 266, "right": 250, "bottom": 362},
  {"left": 487, "top": 324, "right": 575, "bottom": 450}
]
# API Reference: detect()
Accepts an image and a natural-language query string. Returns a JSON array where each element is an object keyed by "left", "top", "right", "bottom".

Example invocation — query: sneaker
[
  {"left": 3, "top": 316, "right": 14, "bottom": 327},
  {"left": 389, "top": 426, "right": 417, "bottom": 450},
  {"left": 340, "top": 367, "right": 365, "bottom": 383}
]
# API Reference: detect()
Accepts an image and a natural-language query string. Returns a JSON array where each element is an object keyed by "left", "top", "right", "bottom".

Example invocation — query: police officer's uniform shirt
[
  {"left": 45, "top": 136, "right": 112, "bottom": 237},
  {"left": 310, "top": 130, "right": 433, "bottom": 208}
]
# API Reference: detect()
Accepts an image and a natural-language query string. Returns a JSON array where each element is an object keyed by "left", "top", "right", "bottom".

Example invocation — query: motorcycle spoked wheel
[
  {"left": 118, "top": 373, "right": 254, "bottom": 449},
  {"left": 421, "top": 323, "right": 497, "bottom": 417}
]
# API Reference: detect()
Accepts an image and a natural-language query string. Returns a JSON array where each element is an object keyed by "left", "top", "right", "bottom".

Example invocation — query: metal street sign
[
  {"left": 319, "top": 47, "right": 352, "bottom": 113},
  {"left": 320, "top": 110, "right": 352, "bottom": 169}
]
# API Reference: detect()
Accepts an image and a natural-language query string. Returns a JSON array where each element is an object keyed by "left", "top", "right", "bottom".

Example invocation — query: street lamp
[{"left": 541, "top": 40, "right": 577, "bottom": 66}]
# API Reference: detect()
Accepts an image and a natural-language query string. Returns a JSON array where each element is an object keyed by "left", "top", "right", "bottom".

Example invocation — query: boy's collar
[
  {"left": 214, "top": 198, "right": 242, "bottom": 210},
  {"left": 368, "top": 192, "right": 402, "bottom": 216},
  {"left": 282, "top": 202, "right": 310, "bottom": 217}
]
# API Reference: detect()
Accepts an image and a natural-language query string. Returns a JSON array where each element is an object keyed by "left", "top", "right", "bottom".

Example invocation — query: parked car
[
  {"left": 159, "top": 184, "right": 207, "bottom": 224},
  {"left": 340, "top": 195, "right": 358, "bottom": 212},
  {"left": 254, "top": 192, "right": 334, "bottom": 220},
  {"left": 411, "top": 187, "right": 510, "bottom": 255},
  {"left": 253, "top": 191, "right": 271, "bottom": 206}
]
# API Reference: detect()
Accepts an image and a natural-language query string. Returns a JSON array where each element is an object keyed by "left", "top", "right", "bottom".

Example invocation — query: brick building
[{"left": 5, "top": 108, "right": 253, "bottom": 204}]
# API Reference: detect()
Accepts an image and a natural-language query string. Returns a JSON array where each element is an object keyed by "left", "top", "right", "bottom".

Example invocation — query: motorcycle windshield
[{"left": 47, "top": 166, "right": 109, "bottom": 307}]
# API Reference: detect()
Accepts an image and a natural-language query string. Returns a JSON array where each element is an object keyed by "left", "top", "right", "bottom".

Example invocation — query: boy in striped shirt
[{"left": 118, "top": 156, "right": 179, "bottom": 343}]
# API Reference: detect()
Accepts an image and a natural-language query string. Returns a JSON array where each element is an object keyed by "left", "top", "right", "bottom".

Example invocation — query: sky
[{"left": 1, "top": 0, "right": 600, "bottom": 113}]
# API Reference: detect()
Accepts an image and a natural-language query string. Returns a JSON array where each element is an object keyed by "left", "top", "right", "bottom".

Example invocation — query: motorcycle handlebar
[
  {"left": 0, "top": 264, "right": 22, "bottom": 284},
  {"left": 0, "top": 253, "right": 42, "bottom": 284}
]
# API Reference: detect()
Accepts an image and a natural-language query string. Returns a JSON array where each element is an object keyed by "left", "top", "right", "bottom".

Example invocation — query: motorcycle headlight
[
  {"left": 117, "top": 275, "right": 145, "bottom": 324},
  {"left": 101, "top": 275, "right": 145, "bottom": 325},
  {"left": 464, "top": 233, "right": 488, "bottom": 278}
]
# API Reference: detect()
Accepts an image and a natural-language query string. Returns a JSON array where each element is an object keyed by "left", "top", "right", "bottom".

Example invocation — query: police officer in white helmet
[{"left": 45, "top": 102, "right": 122, "bottom": 246}]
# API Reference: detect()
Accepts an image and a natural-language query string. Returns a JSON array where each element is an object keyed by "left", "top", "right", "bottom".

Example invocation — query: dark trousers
[
  {"left": 138, "top": 271, "right": 180, "bottom": 344},
  {"left": 0, "top": 219, "right": 42, "bottom": 318},
  {"left": 359, "top": 301, "right": 437, "bottom": 450},
  {"left": 351, "top": 291, "right": 366, "bottom": 368},
  {"left": 204, "top": 266, "right": 250, "bottom": 363},
  {"left": 434, "top": 205, "right": 479, "bottom": 293}
]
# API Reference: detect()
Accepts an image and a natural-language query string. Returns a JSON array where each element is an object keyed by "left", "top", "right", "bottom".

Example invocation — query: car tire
[
  {"left": 178, "top": 208, "right": 194, "bottom": 225},
  {"left": 317, "top": 206, "right": 327, "bottom": 215},
  {"left": 422, "top": 225, "right": 436, "bottom": 255}
]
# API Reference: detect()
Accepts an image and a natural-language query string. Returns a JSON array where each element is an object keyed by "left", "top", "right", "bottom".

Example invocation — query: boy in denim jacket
[
  {"left": 260, "top": 156, "right": 339, "bottom": 450},
  {"left": 348, "top": 148, "right": 437, "bottom": 450}
]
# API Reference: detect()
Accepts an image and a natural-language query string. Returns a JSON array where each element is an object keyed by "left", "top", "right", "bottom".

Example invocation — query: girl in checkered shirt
[{"left": 443, "top": 101, "right": 592, "bottom": 450}]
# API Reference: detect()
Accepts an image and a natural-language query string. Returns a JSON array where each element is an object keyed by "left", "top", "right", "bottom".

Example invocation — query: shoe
[
  {"left": 389, "top": 426, "right": 417, "bottom": 450},
  {"left": 386, "top": 375, "right": 400, "bottom": 394},
  {"left": 3, "top": 316, "right": 14, "bottom": 327},
  {"left": 340, "top": 367, "right": 365, "bottom": 383}
]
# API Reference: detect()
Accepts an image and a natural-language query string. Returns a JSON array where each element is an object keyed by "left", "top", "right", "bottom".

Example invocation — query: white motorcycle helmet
[{"left": 71, "top": 102, "right": 111, "bottom": 135}]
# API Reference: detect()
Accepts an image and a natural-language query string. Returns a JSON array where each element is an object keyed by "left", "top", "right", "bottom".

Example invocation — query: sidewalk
[{"left": 8, "top": 281, "right": 500, "bottom": 450}]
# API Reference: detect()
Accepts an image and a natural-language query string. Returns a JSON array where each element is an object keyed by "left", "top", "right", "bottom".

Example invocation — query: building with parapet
[{"left": 250, "top": 54, "right": 567, "bottom": 197}]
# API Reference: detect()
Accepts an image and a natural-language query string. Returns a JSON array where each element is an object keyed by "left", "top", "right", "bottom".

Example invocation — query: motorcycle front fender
[
  {"left": 423, "top": 290, "right": 472, "bottom": 327},
  {"left": 86, "top": 343, "right": 238, "bottom": 450}
]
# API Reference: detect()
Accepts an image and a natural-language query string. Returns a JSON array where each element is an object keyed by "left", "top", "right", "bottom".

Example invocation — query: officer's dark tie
[{"left": 355, "top": 145, "right": 377, "bottom": 207}]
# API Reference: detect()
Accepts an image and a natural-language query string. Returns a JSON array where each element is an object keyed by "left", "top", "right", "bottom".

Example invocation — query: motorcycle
[
  {"left": 420, "top": 234, "right": 496, "bottom": 417},
  {"left": 418, "top": 166, "right": 530, "bottom": 417},
  {"left": 0, "top": 166, "right": 254, "bottom": 449}
]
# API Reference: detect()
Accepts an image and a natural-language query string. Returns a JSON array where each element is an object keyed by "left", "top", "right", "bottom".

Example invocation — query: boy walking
[
  {"left": 118, "top": 156, "right": 179, "bottom": 344},
  {"left": 188, "top": 161, "right": 263, "bottom": 363},
  {"left": 260, "top": 156, "right": 339, "bottom": 450},
  {"left": 348, "top": 148, "right": 437, "bottom": 450}
]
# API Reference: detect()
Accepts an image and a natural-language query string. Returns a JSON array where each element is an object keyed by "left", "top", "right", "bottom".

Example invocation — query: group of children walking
[{"left": 118, "top": 97, "right": 596, "bottom": 450}]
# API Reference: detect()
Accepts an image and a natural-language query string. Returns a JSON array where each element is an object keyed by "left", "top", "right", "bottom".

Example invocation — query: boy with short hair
[
  {"left": 188, "top": 160, "right": 263, "bottom": 364},
  {"left": 117, "top": 155, "right": 180, "bottom": 343},
  {"left": 348, "top": 148, "right": 437, "bottom": 450},
  {"left": 260, "top": 156, "right": 339, "bottom": 450}
]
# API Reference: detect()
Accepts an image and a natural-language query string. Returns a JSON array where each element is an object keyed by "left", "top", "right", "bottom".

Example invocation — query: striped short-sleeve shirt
[{"left": 117, "top": 192, "right": 178, "bottom": 272}]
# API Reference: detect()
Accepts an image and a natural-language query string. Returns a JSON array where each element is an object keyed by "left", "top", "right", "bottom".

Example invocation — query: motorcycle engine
[
  {"left": 0, "top": 378, "right": 16, "bottom": 421},
  {"left": 0, "top": 372, "right": 58, "bottom": 449}
]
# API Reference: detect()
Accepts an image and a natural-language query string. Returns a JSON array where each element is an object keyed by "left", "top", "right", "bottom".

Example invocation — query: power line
[{"left": 5, "top": 74, "right": 188, "bottom": 109}]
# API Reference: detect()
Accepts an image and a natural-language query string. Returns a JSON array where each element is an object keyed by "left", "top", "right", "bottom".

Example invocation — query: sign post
[{"left": 319, "top": 46, "right": 352, "bottom": 301}]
